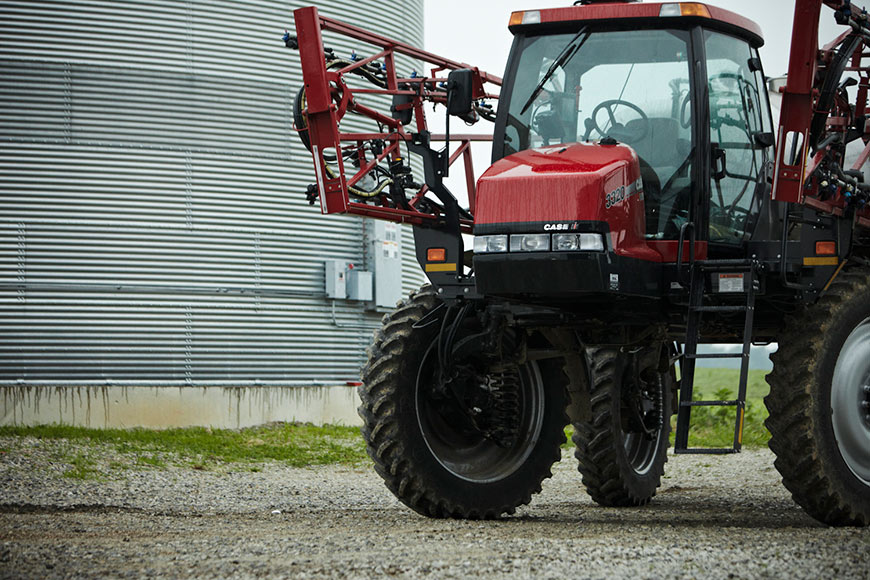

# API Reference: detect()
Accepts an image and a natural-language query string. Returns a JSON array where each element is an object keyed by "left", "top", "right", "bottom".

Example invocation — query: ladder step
[
  {"left": 684, "top": 352, "right": 746, "bottom": 359},
  {"left": 680, "top": 400, "right": 742, "bottom": 407},
  {"left": 691, "top": 305, "right": 749, "bottom": 312},
  {"left": 674, "top": 448, "right": 740, "bottom": 455},
  {"left": 675, "top": 256, "right": 756, "bottom": 456}
]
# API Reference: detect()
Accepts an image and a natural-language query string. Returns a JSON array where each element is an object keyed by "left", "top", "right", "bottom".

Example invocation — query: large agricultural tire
[
  {"left": 573, "top": 347, "right": 671, "bottom": 507},
  {"left": 765, "top": 269, "right": 870, "bottom": 527},
  {"left": 358, "top": 286, "right": 569, "bottom": 519}
]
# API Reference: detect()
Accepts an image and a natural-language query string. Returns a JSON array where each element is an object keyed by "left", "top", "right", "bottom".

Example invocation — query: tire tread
[{"left": 765, "top": 269, "right": 870, "bottom": 526}]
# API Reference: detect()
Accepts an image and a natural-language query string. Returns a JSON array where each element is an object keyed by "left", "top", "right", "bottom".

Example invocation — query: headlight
[
  {"left": 510, "top": 233, "right": 550, "bottom": 252},
  {"left": 552, "top": 233, "right": 605, "bottom": 252},
  {"left": 553, "top": 233, "right": 579, "bottom": 251},
  {"left": 473, "top": 235, "right": 508, "bottom": 253},
  {"left": 475, "top": 232, "right": 605, "bottom": 254}
]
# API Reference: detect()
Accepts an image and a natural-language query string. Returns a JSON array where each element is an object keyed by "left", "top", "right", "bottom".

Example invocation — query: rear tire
[
  {"left": 359, "top": 286, "right": 569, "bottom": 519},
  {"left": 573, "top": 347, "right": 671, "bottom": 507},
  {"left": 766, "top": 269, "right": 870, "bottom": 526}
]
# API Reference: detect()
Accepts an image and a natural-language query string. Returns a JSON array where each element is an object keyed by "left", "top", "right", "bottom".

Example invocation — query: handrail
[{"left": 677, "top": 222, "right": 697, "bottom": 288}]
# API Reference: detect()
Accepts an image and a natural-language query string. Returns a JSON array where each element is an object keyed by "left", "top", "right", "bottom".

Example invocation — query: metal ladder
[{"left": 674, "top": 259, "right": 758, "bottom": 454}]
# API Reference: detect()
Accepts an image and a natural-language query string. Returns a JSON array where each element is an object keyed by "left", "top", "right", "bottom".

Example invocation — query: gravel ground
[{"left": 1, "top": 438, "right": 868, "bottom": 579}]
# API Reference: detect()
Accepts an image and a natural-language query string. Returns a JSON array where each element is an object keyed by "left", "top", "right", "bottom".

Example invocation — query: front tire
[
  {"left": 766, "top": 269, "right": 870, "bottom": 526},
  {"left": 359, "top": 286, "right": 568, "bottom": 519},
  {"left": 573, "top": 347, "right": 672, "bottom": 507}
]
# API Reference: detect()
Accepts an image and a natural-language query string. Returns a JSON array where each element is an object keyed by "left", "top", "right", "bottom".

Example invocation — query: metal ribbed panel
[{"left": 0, "top": 0, "right": 426, "bottom": 386}]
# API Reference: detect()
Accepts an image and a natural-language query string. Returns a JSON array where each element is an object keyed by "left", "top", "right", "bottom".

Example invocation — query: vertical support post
[
  {"left": 294, "top": 6, "right": 348, "bottom": 214},
  {"left": 772, "top": 0, "right": 823, "bottom": 203},
  {"left": 463, "top": 141, "right": 476, "bottom": 213},
  {"left": 675, "top": 265, "right": 705, "bottom": 451},
  {"left": 732, "top": 266, "right": 757, "bottom": 452}
]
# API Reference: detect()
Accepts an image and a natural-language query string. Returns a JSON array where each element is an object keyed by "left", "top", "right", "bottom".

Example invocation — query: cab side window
[{"left": 704, "top": 31, "right": 770, "bottom": 244}]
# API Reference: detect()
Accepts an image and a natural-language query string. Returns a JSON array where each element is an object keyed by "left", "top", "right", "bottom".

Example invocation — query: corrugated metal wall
[{"left": 0, "top": 0, "right": 426, "bottom": 386}]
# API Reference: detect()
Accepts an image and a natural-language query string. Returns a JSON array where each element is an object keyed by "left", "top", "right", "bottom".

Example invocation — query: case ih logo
[{"left": 543, "top": 222, "right": 579, "bottom": 231}]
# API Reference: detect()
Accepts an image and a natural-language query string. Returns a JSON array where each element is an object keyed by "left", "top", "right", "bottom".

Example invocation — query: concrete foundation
[{"left": 0, "top": 386, "right": 363, "bottom": 429}]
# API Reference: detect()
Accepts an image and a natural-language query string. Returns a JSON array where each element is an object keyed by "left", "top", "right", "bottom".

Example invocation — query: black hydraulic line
[{"left": 810, "top": 34, "right": 862, "bottom": 151}]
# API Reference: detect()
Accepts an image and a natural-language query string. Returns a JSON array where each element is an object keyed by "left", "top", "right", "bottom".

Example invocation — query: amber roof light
[{"left": 660, "top": 3, "right": 711, "bottom": 18}]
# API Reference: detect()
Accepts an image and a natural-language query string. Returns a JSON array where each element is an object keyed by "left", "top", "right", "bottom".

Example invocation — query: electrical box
[
  {"left": 347, "top": 269, "right": 373, "bottom": 301},
  {"left": 324, "top": 260, "right": 348, "bottom": 299},
  {"left": 367, "top": 220, "right": 404, "bottom": 308}
]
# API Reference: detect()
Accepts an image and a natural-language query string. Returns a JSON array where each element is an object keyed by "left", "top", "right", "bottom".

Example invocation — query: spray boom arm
[
  {"left": 775, "top": 0, "right": 870, "bottom": 228},
  {"left": 288, "top": 6, "right": 501, "bottom": 234}
]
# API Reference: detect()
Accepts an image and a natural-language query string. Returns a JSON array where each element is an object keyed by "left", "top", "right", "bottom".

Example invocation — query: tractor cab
[{"left": 475, "top": 2, "right": 774, "bottom": 298}]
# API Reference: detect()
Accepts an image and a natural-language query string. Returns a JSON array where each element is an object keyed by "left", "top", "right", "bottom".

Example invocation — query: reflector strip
[
  {"left": 804, "top": 257, "right": 839, "bottom": 266},
  {"left": 312, "top": 145, "right": 326, "bottom": 201},
  {"left": 425, "top": 263, "right": 457, "bottom": 273}
]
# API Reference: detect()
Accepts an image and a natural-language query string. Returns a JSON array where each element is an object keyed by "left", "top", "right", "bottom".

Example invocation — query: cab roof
[{"left": 509, "top": 2, "right": 764, "bottom": 47}]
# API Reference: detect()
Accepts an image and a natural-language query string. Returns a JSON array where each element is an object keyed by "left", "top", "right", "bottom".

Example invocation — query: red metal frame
[
  {"left": 293, "top": 6, "right": 501, "bottom": 233},
  {"left": 296, "top": 2, "right": 870, "bottom": 236},
  {"left": 773, "top": 0, "right": 870, "bottom": 226}
]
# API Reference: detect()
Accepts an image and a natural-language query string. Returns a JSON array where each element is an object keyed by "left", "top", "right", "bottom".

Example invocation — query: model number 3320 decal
[
  {"left": 605, "top": 186, "right": 627, "bottom": 209},
  {"left": 605, "top": 179, "right": 643, "bottom": 210}
]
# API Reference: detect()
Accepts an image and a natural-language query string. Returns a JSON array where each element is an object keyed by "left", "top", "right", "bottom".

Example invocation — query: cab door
[{"left": 702, "top": 30, "right": 773, "bottom": 250}]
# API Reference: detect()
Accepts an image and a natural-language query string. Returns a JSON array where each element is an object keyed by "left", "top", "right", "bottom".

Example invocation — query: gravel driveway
[{"left": 1, "top": 439, "right": 868, "bottom": 579}]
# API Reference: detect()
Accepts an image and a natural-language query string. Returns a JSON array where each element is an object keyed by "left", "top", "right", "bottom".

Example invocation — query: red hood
[
  {"left": 475, "top": 142, "right": 637, "bottom": 225},
  {"left": 474, "top": 141, "right": 662, "bottom": 262}
]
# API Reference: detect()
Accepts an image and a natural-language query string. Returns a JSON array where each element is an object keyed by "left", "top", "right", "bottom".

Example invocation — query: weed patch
[{"left": 63, "top": 453, "right": 100, "bottom": 480}]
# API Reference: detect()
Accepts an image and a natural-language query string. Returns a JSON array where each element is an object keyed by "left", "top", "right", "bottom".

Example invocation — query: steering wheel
[{"left": 588, "top": 99, "right": 649, "bottom": 144}]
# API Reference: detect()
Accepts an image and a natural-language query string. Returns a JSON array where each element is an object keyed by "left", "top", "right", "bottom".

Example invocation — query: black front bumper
[{"left": 473, "top": 252, "right": 663, "bottom": 298}]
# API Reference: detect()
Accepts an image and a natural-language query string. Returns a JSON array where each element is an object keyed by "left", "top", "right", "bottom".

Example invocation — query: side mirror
[
  {"left": 754, "top": 131, "right": 775, "bottom": 148},
  {"left": 447, "top": 69, "right": 474, "bottom": 117}
]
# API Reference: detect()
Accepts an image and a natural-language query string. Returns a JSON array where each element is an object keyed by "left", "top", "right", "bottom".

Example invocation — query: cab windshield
[{"left": 499, "top": 28, "right": 694, "bottom": 239}]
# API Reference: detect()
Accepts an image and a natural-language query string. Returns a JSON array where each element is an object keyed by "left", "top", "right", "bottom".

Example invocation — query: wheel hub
[
  {"left": 473, "top": 369, "right": 522, "bottom": 448},
  {"left": 624, "top": 372, "right": 664, "bottom": 441},
  {"left": 417, "top": 342, "right": 545, "bottom": 484},
  {"left": 831, "top": 318, "right": 870, "bottom": 486},
  {"left": 620, "top": 364, "right": 667, "bottom": 475},
  {"left": 863, "top": 384, "right": 870, "bottom": 429}
]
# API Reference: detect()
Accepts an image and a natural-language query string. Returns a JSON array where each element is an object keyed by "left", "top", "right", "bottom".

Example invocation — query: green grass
[
  {"left": 563, "top": 368, "right": 771, "bottom": 451},
  {"left": 672, "top": 368, "right": 770, "bottom": 449},
  {"left": 2, "top": 368, "right": 771, "bottom": 479},
  {"left": 0, "top": 423, "right": 368, "bottom": 474},
  {"left": 63, "top": 452, "right": 100, "bottom": 480}
]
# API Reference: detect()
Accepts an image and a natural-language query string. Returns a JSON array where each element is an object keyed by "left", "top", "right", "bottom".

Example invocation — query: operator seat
[{"left": 625, "top": 117, "right": 691, "bottom": 238}]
